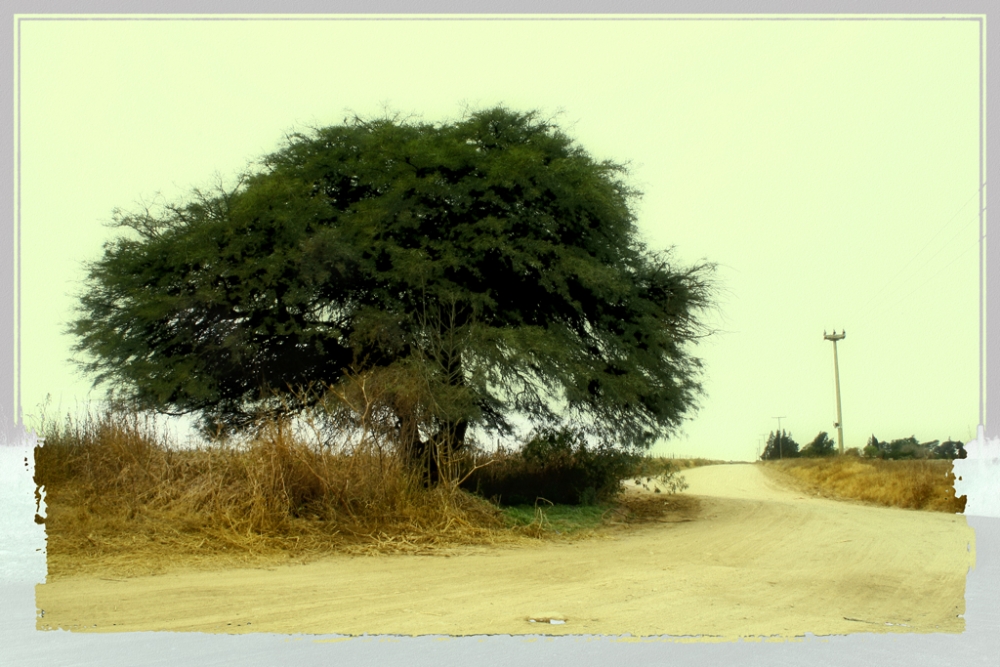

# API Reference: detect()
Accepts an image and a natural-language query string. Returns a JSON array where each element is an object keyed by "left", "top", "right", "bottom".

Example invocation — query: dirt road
[{"left": 35, "top": 463, "right": 975, "bottom": 637}]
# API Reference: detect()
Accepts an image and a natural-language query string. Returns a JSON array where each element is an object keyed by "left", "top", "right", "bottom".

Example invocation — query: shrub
[{"left": 461, "top": 428, "right": 642, "bottom": 506}]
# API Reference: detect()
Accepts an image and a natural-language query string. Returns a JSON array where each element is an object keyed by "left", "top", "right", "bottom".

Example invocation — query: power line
[
  {"left": 864, "top": 210, "right": 980, "bottom": 317},
  {"left": 856, "top": 184, "right": 984, "bottom": 321},
  {"left": 872, "top": 232, "right": 982, "bottom": 322}
]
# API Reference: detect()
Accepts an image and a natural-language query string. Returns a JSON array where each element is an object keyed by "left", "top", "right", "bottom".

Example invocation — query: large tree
[{"left": 71, "top": 107, "right": 716, "bottom": 478}]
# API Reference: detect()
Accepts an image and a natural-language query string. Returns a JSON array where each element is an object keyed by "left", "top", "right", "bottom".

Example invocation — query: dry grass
[
  {"left": 760, "top": 457, "right": 966, "bottom": 513},
  {"left": 34, "top": 408, "right": 682, "bottom": 579},
  {"left": 33, "top": 409, "right": 530, "bottom": 578}
]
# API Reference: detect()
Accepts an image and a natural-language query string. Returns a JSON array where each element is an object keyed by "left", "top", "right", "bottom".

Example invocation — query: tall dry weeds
[{"left": 34, "top": 406, "right": 511, "bottom": 578}]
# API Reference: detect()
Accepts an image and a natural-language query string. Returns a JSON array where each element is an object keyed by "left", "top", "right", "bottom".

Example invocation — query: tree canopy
[
  {"left": 800, "top": 431, "right": 836, "bottom": 458},
  {"left": 70, "top": 107, "right": 716, "bottom": 468}
]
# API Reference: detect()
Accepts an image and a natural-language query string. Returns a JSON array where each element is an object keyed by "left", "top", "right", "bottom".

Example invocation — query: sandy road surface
[{"left": 36, "top": 464, "right": 974, "bottom": 637}]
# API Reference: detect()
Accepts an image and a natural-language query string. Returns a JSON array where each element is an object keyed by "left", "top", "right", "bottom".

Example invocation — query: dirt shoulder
[{"left": 35, "top": 463, "right": 975, "bottom": 637}]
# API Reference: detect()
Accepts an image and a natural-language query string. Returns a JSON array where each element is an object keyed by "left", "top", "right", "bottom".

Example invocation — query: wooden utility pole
[{"left": 824, "top": 330, "right": 846, "bottom": 455}]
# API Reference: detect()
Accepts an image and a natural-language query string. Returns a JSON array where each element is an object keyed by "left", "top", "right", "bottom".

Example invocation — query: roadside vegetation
[
  {"left": 43, "top": 107, "right": 713, "bottom": 578},
  {"left": 33, "top": 406, "right": 690, "bottom": 578},
  {"left": 760, "top": 456, "right": 966, "bottom": 513}
]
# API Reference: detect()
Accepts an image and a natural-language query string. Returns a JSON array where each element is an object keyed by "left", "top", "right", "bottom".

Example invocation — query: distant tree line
[
  {"left": 862, "top": 435, "right": 966, "bottom": 461},
  {"left": 759, "top": 430, "right": 966, "bottom": 461},
  {"left": 760, "top": 430, "right": 834, "bottom": 460}
]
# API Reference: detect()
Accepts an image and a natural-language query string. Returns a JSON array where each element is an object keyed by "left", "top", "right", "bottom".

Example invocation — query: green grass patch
[{"left": 500, "top": 503, "right": 613, "bottom": 534}]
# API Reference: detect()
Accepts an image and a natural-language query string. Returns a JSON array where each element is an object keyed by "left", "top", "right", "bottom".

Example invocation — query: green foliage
[
  {"left": 462, "top": 427, "right": 643, "bottom": 505},
  {"left": 800, "top": 431, "right": 837, "bottom": 458},
  {"left": 887, "top": 436, "right": 923, "bottom": 459},
  {"left": 70, "top": 106, "right": 716, "bottom": 463},
  {"left": 931, "top": 439, "right": 967, "bottom": 460},
  {"left": 761, "top": 429, "right": 799, "bottom": 460}
]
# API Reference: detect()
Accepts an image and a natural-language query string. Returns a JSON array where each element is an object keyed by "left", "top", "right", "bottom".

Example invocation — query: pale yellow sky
[{"left": 16, "top": 17, "right": 981, "bottom": 459}]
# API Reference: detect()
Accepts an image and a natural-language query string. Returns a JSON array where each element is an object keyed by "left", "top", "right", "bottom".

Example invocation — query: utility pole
[
  {"left": 772, "top": 417, "right": 786, "bottom": 458},
  {"left": 824, "top": 330, "right": 846, "bottom": 455}
]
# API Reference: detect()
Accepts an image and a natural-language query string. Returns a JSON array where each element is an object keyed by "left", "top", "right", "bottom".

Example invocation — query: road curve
[{"left": 36, "top": 463, "right": 975, "bottom": 637}]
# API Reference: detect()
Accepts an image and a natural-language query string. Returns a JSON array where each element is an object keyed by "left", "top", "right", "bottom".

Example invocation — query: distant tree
[
  {"left": 800, "top": 431, "right": 836, "bottom": 458},
  {"left": 885, "top": 436, "right": 923, "bottom": 460},
  {"left": 865, "top": 434, "right": 965, "bottom": 460},
  {"left": 919, "top": 439, "right": 940, "bottom": 458},
  {"left": 761, "top": 429, "right": 799, "bottom": 460},
  {"left": 931, "top": 439, "right": 967, "bottom": 460}
]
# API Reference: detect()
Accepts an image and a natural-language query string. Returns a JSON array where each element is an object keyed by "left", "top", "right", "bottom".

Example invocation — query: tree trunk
[{"left": 405, "top": 419, "right": 468, "bottom": 487}]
